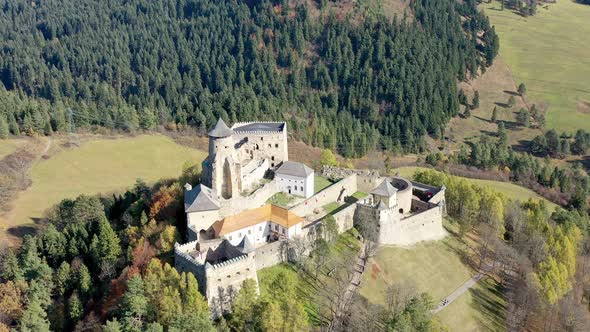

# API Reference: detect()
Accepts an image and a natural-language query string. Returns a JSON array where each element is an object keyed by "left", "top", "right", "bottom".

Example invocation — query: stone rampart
[
  {"left": 290, "top": 174, "right": 358, "bottom": 216},
  {"left": 383, "top": 204, "right": 446, "bottom": 246},
  {"left": 332, "top": 203, "right": 356, "bottom": 234},
  {"left": 205, "top": 253, "right": 258, "bottom": 318},
  {"left": 254, "top": 240, "right": 287, "bottom": 270}
]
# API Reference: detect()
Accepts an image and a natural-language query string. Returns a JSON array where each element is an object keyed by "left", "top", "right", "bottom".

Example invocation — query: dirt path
[
  {"left": 330, "top": 242, "right": 368, "bottom": 331},
  {"left": 432, "top": 265, "right": 491, "bottom": 314}
]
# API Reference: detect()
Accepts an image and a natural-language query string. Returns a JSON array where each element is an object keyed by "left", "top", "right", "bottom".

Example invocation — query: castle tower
[{"left": 202, "top": 118, "right": 240, "bottom": 199}]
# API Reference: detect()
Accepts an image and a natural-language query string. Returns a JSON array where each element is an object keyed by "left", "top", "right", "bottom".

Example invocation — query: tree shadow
[
  {"left": 503, "top": 90, "right": 520, "bottom": 96},
  {"left": 494, "top": 102, "right": 510, "bottom": 109},
  {"left": 567, "top": 155, "right": 590, "bottom": 171},
  {"left": 469, "top": 278, "right": 506, "bottom": 332},
  {"left": 7, "top": 225, "right": 38, "bottom": 238},
  {"left": 512, "top": 140, "right": 531, "bottom": 153}
]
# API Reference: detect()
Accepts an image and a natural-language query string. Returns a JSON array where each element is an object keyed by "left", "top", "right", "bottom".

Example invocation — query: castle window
[
  {"left": 271, "top": 156, "right": 275, "bottom": 161},
  {"left": 399, "top": 208, "right": 404, "bottom": 214},
  {"left": 261, "top": 137, "right": 263, "bottom": 141},
  {"left": 271, "top": 163, "right": 275, "bottom": 167},
  {"left": 218, "top": 279, "right": 222, "bottom": 282},
  {"left": 282, "top": 229, "right": 286, "bottom": 235},
  {"left": 248, "top": 230, "right": 251, "bottom": 234},
  {"left": 268, "top": 144, "right": 271, "bottom": 148},
  {"left": 274, "top": 225, "right": 278, "bottom": 231},
  {"left": 275, "top": 144, "right": 279, "bottom": 148},
  {"left": 227, "top": 275, "right": 231, "bottom": 278},
  {"left": 236, "top": 272, "right": 240, "bottom": 275}
]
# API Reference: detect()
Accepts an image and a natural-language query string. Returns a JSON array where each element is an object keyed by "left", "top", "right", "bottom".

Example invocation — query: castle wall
[
  {"left": 219, "top": 180, "right": 278, "bottom": 217},
  {"left": 174, "top": 241, "right": 207, "bottom": 293},
  {"left": 241, "top": 159, "right": 269, "bottom": 192},
  {"left": 379, "top": 204, "right": 446, "bottom": 246},
  {"left": 254, "top": 240, "right": 287, "bottom": 270},
  {"left": 290, "top": 174, "right": 358, "bottom": 217},
  {"left": 332, "top": 203, "right": 357, "bottom": 233},
  {"left": 187, "top": 210, "right": 221, "bottom": 241},
  {"left": 357, "top": 174, "right": 385, "bottom": 193},
  {"left": 233, "top": 129, "right": 288, "bottom": 168},
  {"left": 205, "top": 253, "right": 258, "bottom": 318}
]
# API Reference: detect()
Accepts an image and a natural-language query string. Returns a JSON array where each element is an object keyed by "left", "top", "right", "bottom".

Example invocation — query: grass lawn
[
  {"left": 482, "top": 0, "right": 590, "bottom": 133},
  {"left": 266, "top": 192, "right": 296, "bottom": 208},
  {"left": 322, "top": 202, "right": 341, "bottom": 215},
  {"left": 393, "top": 166, "right": 558, "bottom": 210},
  {"left": 314, "top": 175, "right": 333, "bottom": 194},
  {"left": 1, "top": 134, "right": 206, "bottom": 242},
  {"left": 360, "top": 225, "right": 505, "bottom": 331}
]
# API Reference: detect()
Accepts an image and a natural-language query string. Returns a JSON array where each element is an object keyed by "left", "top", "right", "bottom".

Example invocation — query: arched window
[{"left": 399, "top": 208, "right": 404, "bottom": 214}]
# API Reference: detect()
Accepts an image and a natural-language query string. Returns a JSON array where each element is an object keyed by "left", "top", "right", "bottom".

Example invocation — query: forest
[{"left": 0, "top": 0, "right": 498, "bottom": 156}]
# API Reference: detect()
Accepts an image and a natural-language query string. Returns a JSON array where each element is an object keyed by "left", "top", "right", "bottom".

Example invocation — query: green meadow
[{"left": 483, "top": 0, "right": 590, "bottom": 132}]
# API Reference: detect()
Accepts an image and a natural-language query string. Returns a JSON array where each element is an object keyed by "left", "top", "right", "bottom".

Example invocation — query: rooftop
[
  {"left": 184, "top": 184, "right": 221, "bottom": 213},
  {"left": 212, "top": 204, "right": 304, "bottom": 236},
  {"left": 275, "top": 161, "right": 314, "bottom": 178},
  {"left": 371, "top": 179, "right": 398, "bottom": 197},
  {"left": 232, "top": 122, "right": 285, "bottom": 133},
  {"left": 208, "top": 118, "right": 234, "bottom": 138}
]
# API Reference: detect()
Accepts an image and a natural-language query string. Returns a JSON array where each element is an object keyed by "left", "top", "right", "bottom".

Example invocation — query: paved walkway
[{"left": 433, "top": 265, "right": 491, "bottom": 313}]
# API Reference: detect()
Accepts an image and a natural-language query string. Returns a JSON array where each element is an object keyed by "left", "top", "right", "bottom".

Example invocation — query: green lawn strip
[
  {"left": 266, "top": 192, "right": 295, "bottom": 208},
  {"left": 314, "top": 175, "right": 334, "bottom": 194}
]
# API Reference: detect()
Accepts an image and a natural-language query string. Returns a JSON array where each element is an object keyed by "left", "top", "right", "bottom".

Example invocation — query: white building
[
  {"left": 211, "top": 204, "right": 304, "bottom": 246},
  {"left": 275, "top": 161, "right": 314, "bottom": 198}
]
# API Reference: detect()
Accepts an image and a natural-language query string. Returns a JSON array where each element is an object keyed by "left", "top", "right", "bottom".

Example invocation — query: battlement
[
  {"left": 231, "top": 122, "right": 286, "bottom": 135},
  {"left": 174, "top": 241, "right": 203, "bottom": 265},
  {"left": 208, "top": 254, "right": 250, "bottom": 270}
]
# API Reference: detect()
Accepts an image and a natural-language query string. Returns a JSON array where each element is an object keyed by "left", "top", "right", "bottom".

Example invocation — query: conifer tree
[{"left": 0, "top": 116, "right": 9, "bottom": 139}]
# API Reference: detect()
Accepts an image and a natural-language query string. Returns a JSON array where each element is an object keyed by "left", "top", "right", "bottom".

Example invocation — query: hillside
[
  {"left": 482, "top": 0, "right": 590, "bottom": 133},
  {"left": 0, "top": 0, "right": 497, "bottom": 157}
]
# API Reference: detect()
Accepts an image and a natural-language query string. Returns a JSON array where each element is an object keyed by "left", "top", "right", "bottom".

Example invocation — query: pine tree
[
  {"left": 517, "top": 83, "right": 527, "bottom": 96},
  {"left": 508, "top": 96, "right": 516, "bottom": 108},
  {"left": 472, "top": 90, "right": 480, "bottom": 109},
  {"left": 0, "top": 116, "right": 9, "bottom": 139},
  {"left": 464, "top": 106, "right": 471, "bottom": 118},
  {"left": 19, "top": 300, "right": 51, "bottom": 332}
]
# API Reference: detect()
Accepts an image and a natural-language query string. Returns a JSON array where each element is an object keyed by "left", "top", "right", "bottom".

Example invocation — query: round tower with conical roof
[{"left": 202, "top": 118, "right": 239, "bottom": 200}]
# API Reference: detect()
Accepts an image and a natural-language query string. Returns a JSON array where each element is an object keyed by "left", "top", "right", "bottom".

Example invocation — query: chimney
[{"left": 184, "top": 183, "right": 192, "bottom": 191}]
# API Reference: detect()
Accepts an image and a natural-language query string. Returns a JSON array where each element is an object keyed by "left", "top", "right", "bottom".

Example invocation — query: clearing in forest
[
  {"left": 482, "top": 0, "right": 590, "bottom": 133},
  {"left": 0, "top": 134, "right": 206, "bottom": 243}
]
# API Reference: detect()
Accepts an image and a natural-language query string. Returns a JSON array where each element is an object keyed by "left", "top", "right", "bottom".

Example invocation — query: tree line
[{"left": 0, "top": 0, "right": 498, "bottom": 157}]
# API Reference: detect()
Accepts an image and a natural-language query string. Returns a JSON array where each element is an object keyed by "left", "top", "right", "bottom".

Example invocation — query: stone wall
[
  {"left": 205, "top": 253, "right": 258, "bottom": 318},
  {"left": 219, "top": 179, "right": 278, "bottom": 217},
  {"left": 380, "top": 204, "right": 446, "bottom": 246},
  {"left": 254, "top": 240, "right": 287, "bottom": 270},
  {"left": 174, "top": 241, "right": 206, "bottom": 293},
  {"left": 241, "top": 159, "right": 269, "bottom": 192},
  {"left": 332, "top": 203, "right": 356, "bottom": 233},
  {"left": 321, "top": 165, "right": 380, "bottom": 181},
  {"left": 290, "top": 174, "right": 358, "bottom": 217}
]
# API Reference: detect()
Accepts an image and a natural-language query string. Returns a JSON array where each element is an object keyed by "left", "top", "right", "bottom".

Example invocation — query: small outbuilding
[{"left": 274, "top": 161, "right": 314, "bottom": 198}]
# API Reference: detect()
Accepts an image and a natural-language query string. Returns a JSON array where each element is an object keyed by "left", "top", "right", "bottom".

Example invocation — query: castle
[{"left": 175, "top": 119, "right": 447, "bottom": 317}]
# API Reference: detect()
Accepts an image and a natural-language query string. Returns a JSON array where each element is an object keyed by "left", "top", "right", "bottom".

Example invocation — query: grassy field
[
  {"left": 315, "top": 175, "right": 333, "bottom": 194},
  {"left": 0, "top": 138, "right": 28, "bottom": 159},
  {"left": 393, "top": 166, "right": 558, "bottom": 210},
  {"left": 360, "top": 225, "right": 506, "bottom": 331},
  {"left": 482, "top": 0, "right": 590, "bottom": 133},
  {"left": 1, "top": 134, "right": 206, "bottom": 242}
]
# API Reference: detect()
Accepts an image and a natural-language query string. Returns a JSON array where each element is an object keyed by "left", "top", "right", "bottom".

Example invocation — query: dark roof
[
  {"left": 371, "top": 179, "right": 398, "bottom": 197},
  {"left": 184, "top": 184, "right": 220, "bottom": 213},
  {"left": 236, "top": 236, "right": 255, "bottom": 254},
  {"left": 208, "top": 118, "right": 234, "bottom": 138},
  {"left": 232, "top": 122, "right": 285, "bottom": 133},
  {"left": 275, "top": 161, "right": 314, "bottom": 178}
]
